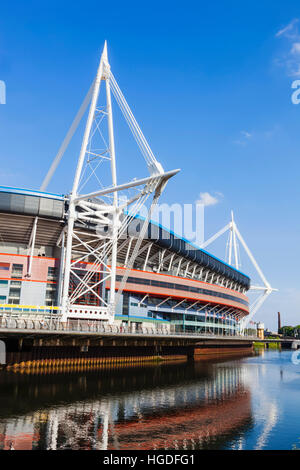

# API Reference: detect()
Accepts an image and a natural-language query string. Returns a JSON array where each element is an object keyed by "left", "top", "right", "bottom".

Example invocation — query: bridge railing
[{"left": 0, "top": 317, "right": 257, "bottom": 339}]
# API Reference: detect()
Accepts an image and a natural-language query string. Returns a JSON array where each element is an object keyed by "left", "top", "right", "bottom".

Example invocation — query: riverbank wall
[{"left": 0, "top": 331, "right": 254, "bottom": 371}]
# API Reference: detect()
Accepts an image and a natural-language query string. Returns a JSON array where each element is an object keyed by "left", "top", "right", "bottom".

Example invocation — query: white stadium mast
[
  {"left": 201, "top": 211, "right": 277, "bottom": 332},
  {"left": 41, "top": 42, "right": 179, "bottom": 323}
]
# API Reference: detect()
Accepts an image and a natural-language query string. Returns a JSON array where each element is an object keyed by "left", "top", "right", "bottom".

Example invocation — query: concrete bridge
[
  {"left": 0, "top": 319, "right": 255, "bottom": 368},
  {"left": 256, "top": 338, "right": 300, "bottom": 349}
]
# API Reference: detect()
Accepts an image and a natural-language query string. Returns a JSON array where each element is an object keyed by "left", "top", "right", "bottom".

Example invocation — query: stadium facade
[
  {"left": 0, "top": 185, "right": 250, "bottom": 335},
  {"left": 0, "top": 44, "right": 255, "bottom": 336}
]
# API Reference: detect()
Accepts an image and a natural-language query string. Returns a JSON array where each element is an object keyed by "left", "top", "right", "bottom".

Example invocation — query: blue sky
[{"left": 0, "top": 0, "right": 300, "bottom": 330}]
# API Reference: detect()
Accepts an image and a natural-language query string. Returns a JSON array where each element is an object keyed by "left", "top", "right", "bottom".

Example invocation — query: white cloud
[
  {"left": 233, "top": 130, "right": 252, "bottom": 146},
  {"left": 291, "top": 42, "right": 300, "bottom": 54},
  {"left": 289, "top": 65, "right": 300, "bottom": 77},
  {"left": 275, "top": 18, "right": 300, "bottom": 76},
  {"left": 241, "top": 130, "right": 252, "bottom": 138},
  {"left": 275, "top": 19, "right": 299, "bottom": 38},
  {"left": 196, "top": 191, "right": 222, "bottom": 207}
]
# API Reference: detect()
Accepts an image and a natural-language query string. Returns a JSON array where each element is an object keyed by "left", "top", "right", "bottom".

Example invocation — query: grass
[{"left": 253, "top": 342, "right": 280, "bottom": 349}]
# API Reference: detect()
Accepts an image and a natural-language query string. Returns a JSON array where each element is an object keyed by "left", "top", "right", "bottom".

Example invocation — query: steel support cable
[
  {"left": 40, "top": 81, "right": 95, "bottom": 191},
  {"left": 111, "top": 91, "right": 157, "bottom": 171},
  {"left": 110, "top": 81, "right": 152, "bottom": 166},
  {"left": 67, "top": 74, "right": 164, "bottom": 298},
  {"left": 40, "top": 71, "right": 158, "bottom": 191},
  {"left": 114, "top": 83, "right": 157, "bottom": 166},
  {"left": 109, "top": 73, "right": 158, "bottom": 166},
  {"left": 109, "top": 73, "right": 152, "bottom": 164}
]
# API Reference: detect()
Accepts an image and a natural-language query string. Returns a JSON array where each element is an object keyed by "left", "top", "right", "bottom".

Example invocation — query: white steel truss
[
  {"left": 201, "top": 211, "right": 277, "bottom": 331},
  {"left": 41, "top": 42, "right": 179, "bottom": 322},
  {"left": 26, "top": 216, "right": 38, "bottom": 277}
]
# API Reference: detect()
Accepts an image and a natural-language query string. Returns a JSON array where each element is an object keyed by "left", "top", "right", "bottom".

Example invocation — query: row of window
[
  {"left": 130, "top": 301, "right": 147, "bottom": 308},
  {"left": 0, "top": 263, "right": 23, "bottom": 278},
  {"left": 45, "top": 282, "right": 56, "bottom": 306},
  {"left": 147, "top": 311, "right": 237, "bottom": 324},
  {"left": 116, "top": 275, "right": 248, "bottom": 307},
  {"left": 0, "top": 280, "right": 57, "bottom": 306},
  {"left": 2, "top": 279, "right": 22, "bottom": 304},
  {"left": 0, "top": 264, "right": 58, "bottom": 305},
  {"left": 0, "top": 263, "right": 58, "bottom": 279}
]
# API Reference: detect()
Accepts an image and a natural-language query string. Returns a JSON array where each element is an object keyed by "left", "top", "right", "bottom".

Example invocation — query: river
[{"left": 0, "top": 349, "right": 299, "bottom": 450}]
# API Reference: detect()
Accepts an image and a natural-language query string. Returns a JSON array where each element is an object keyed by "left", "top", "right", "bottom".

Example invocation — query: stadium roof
[{"left": 0, "top": 186, "right": 250, "bottom": 289}]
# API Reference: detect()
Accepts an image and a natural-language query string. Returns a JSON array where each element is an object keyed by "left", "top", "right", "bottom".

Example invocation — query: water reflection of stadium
[{"left": 0, "top": 361, "right": 252, "bottom": 450}]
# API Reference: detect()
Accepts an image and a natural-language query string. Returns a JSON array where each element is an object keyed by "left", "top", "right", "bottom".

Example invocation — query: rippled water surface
[{"left": 0, "top": 349, "right": 300, "bottom": 450}]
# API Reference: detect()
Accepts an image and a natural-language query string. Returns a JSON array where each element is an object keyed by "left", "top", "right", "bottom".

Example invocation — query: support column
[
  {"left": 60, "top": 47, "right": 105, "bottom": 322},
  {"left": 105, "top": 57, "right": 118, "bottom": 324},
  {"left": 27, "top": 217, "right": 38, "bottom": 277}
]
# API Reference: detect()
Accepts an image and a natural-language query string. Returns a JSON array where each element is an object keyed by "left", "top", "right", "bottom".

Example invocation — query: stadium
[
  {"left": 0, "top": 185, "right": 250, "bottom": 335},
  {"left": 0, "top": 44, "right": 255, "bottom": 337}
]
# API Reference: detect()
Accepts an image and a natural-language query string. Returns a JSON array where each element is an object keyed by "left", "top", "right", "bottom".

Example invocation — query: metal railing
[{"left": 0, "top": 317, "right": 257, "bottom": 339}]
